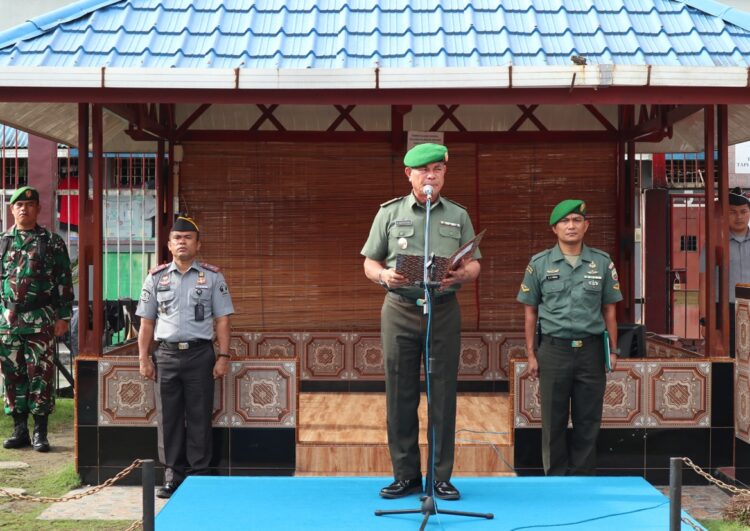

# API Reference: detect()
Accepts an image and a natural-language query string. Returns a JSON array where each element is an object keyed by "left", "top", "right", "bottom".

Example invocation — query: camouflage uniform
[{"left": 0, "top": 225, "right": 73, "bottom": 416}]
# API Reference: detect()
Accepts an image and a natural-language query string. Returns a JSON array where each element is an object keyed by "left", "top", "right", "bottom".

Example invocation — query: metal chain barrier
[
  {"left": 680, "top": 457, "right": 750, "bottom": 496},
  {"left": 0, "top": 458, "right": 144, "bottom": 503}
]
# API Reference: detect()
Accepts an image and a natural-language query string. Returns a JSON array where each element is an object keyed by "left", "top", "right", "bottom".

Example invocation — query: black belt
[
  {"left": 159, "top": 339, "right": 211, "bottom": 351},
  {"left": 542, "top": 334, "right": 600, "bottom": 348},
  {"left": 387, "top": 291, "right": 456, "bottom": 306},
  {"left": 3, "top": 295, "right": 53, "bottom": 313}
]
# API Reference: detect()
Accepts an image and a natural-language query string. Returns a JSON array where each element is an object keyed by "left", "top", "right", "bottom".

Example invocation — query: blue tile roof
[{"left": 0, "top": 0, "right": 749, "bottom": 68}]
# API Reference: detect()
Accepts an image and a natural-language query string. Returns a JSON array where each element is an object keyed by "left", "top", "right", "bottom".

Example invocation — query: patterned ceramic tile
[
  {"left": 513, "top": 361, "right": 541, "bottom": 427},
  {"left": 228, "top": 361, "right": 296, "bottom": 428},
  {"left": 499, "top": 334, "right": 527, "bottom": 381},
  {"left": 98, "top": 358, "right": 157, "bottom": 426},
  {"left": 300, "top": 333, "right": 347, "bottom": 380},
  {"left": 736, "top": 370, "right": 750, "bottom": 443},
  {"left": 255, "top": 333, "right": 297, "bottom": 358},
  {"left": 351, "top": 334, "right": 384, "bottom": 379},
  {"left": 737, "top": 301, "right": 750, "bottom": 363},
  {"left": 646, "top": 362, "right": 710, "bottom": 427},
  {"left": 227, "top": 334, "right": 251, "bottom": 357},
  {"left": 602, "top": 363, "right": 646, "bottom": 427},
  {"left": 458, "top": 333, "right": 492, "bottom": 380}
]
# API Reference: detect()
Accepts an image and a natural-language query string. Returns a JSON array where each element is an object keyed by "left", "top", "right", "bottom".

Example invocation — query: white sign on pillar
[
  {"left": 407, "top": 131, "right": 445, "bottom": 151},
  {"left": 735, "top": 142, "right": 750, "bottom": 173}
]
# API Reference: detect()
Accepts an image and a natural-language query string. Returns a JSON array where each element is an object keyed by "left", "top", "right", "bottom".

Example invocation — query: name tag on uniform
[
  {"left": 584, "top": 275, "right": 602, "bottom": 280},
  {"left": 394, "top": 220, "right": 413, "bottom": 226},
  {"left": 546, "top": 274, "right": 560, "bottom": 281},
  {"left": 440, "top": 220, "right": 461, "bottom": 228}
]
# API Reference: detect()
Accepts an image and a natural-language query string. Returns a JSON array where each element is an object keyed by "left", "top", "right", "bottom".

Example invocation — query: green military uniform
[
  {"left": 0, "top": 223, "right": 73, "bottom": 416},
  {"left": 517, "top": 201, "right": 622, "bottom": 476},
  {"left": 361, "top": 192, "right": 480, "bottom": 483}
]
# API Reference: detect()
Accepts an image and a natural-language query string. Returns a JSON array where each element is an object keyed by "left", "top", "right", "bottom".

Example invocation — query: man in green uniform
[
  {"left": 0, "top": 186, "right": 73, "bottom": 452},
  {"left": 517, "top": 199, "right": 621, "bottom": 475},
  {"left": 362, "top": 143, "right": 481, "bottom": 500}
]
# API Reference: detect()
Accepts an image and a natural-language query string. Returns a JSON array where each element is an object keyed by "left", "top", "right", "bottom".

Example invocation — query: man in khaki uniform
[
  {"left": 517, "top": 199, "right": 621, "bottom": 476},
  {"left": 362, "top": 143, "right": 481, "bottom": 500}
]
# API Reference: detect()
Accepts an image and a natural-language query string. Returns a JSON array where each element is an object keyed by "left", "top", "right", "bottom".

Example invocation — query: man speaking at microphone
[{"left": 361, "top": 143, "right": 481, "bottom": 501}]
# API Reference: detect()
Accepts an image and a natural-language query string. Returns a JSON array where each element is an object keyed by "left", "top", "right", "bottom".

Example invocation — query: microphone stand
[{"left": 375, "top": 190, "right": 493, "bottom": 529}]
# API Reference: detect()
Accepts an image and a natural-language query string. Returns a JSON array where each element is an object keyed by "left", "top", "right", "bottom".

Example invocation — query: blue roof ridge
[
  {"left": 53, "top": 24, "right": 725, "bottom": 39},
  {"left": 682, "top": 0, "right": 750, "bottom": 32},
  {"left": 0, "top": 0, "right": 124, "bottom": 51}
]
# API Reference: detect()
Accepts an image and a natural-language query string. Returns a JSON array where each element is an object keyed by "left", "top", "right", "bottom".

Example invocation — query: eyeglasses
[{"left": 411, "top": 165, "right": 446, "bottom": 175}]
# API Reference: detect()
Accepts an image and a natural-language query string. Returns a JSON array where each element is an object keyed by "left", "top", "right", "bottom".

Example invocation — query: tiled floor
[
  {"left": 38, "top": 486, "right": 167, "bottom": 521},
  {"left": 656, "top": 485, "right": 732, "bottom": 521}
]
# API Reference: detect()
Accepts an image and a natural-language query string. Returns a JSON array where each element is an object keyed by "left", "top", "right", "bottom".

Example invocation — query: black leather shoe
[
  {"left": 434, "top": 481, "right": 460, "bottom": 500},
  {"left": 379, "top": 478, "right": 423, "bottom": 499},
  {"left": 156, "top": 482, "right": 180, "bottom": 499}
]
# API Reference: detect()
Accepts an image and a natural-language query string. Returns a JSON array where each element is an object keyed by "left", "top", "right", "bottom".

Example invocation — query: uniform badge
[
  {"left": 526, "top": 265, "right": 533, "bottom": 274},
  {"left": 159, "top": 273, "right": 170, "bottom": 285},
  {"left": 588, "top": 280, "right": 599, "bottom": 286},
  {"left": 140, "top": 289, "right": 151, "bottom": 303},
  {"left": 613, "top": 282, "right": 621, "bottom": 291},
  {"left": 611, "top": 269, "right": 618, "bottom": 281},
  {"left": 398, "top": 237, "right": 408, "bottom": 250},
  {"left": 546, "top": 268, "right": 559, "bottom": 274},
  {"left": 520, "top": 283, "right": 530, "bottom": 293},
  {"left": 25, "top": 190, "right": 32, "bottom": 198},
  {"left": 197, "top": 271, "right": 207, "bottom": 285},
  {"left": 588, "top": 262, "right": 596, "bottom": 269},
  {"left": 608, "top": 262, "right": 614, "bottom": 270},
  {"left": 219, "top": 282, "right": 229, "bottom": 295}
]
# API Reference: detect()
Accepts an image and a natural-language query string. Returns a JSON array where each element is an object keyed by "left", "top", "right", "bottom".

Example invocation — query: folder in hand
[{"left": 603, "top": 330, "right": 612, "bottom": 372}]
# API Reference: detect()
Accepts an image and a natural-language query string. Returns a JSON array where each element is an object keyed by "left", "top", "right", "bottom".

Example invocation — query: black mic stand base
[{"left": 375, "top": 492, "right": 494, "bottom": 531}]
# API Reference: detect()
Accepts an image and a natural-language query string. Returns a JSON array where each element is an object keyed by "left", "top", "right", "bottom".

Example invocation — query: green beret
[
  {"left": 550, "top": 199, "right": 587, "bottom": 226},
  {"left": 9, "top": 186, "right": 39, "bottom": 204},
  {"left": 171, "top": 216, "right": 199, "bottom": 233},
  {"left": 403, "top": 143, "right": 448, "bottom": 168}
]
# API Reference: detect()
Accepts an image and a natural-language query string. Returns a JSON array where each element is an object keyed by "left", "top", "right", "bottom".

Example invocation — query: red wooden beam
[
  {"left": 583, "top": 104, "right": 616, "bottom": 132},
  {"left": 390, "top": 105, "right": 411, "bottom": 153},
  {"left": 718, "top": 104, "right": 730, "bottom": 357},
  {"left": 76, "top": 103, "right": 93, "bottom": 356},
  {"left": 174, "top": 103, "right": 211, "bottom": 140},
  {"left": 176, "top": 129, "right": 620, "bottom": 143},
  {"left": 249, "top": 104, "right": 285, "bottom": 131},
  {"left": 704, "top": 105, "right": 720, "bottom": 356},
  {"left": 5, "top": 86, "right": 750, "bottom": 105},
  {"left": 328, "top": 105, "right": 363, "bottom": 132},
  {"left": 625, "top": 104, "right": 702, "bottom": 141},
  {"left": 430, "top": 105, "right": 466, "bottom": 132}
]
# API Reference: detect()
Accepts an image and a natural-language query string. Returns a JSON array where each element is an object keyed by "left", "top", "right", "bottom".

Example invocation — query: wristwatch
[
  {"left": 612, "top": 348, "right": 621, "bottom": 356},
  {"left": 217, "top": 352, "right": 230, "bottom": 359},
  {"left": 378, "top": 269, "right": 387, "bottom": 287}
]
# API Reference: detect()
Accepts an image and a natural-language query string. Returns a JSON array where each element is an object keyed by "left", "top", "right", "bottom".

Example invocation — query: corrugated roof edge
[
  {"left": 0, "top": 0, "right": 123, "bottom": 51},
  {"left": 683, "top": 0, "right": 750, "bottom": 32}
]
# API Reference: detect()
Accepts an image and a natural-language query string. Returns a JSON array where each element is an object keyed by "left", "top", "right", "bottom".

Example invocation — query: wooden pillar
[
  {"left": 718, "top": 104, "right": 730, "bottom": 357},
  {"left": 77, "top": 103, "right": 92, "bottom": 355},
  {"left": 704, "top": 105, "right": 724, "bottom": 356},
  {"left": 155, "top": 138, "right": 168, "bottom": 264},
  {"left": 91, "top": 104, "right": 104, "bottom": 354},
  {"left": 617, "top": 105, "right": 636, "bottom": 322}
]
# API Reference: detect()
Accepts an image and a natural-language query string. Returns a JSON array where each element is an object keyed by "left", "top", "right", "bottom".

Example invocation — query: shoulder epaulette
[
  {"left": 380, "top": 196, "right": 404, "bottom": 208},
  {"left": 200, "top": 262, "right": 220, "bottom": 272},
  {"left": 443, "top": 197, "right": 467, "bottom": 210},
  {"left": 531, "top": 249, "right": 552, "bottom": 262},
  {"left": 590, "top": 248, "right": 612, "bottom": 260},
  {"left": 149, "top": 263, "right": 169, "bottom": 275}
]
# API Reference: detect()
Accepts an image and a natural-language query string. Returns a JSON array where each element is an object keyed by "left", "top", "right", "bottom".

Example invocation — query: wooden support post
[
  {"left": 718, "top": 104, "right": 730, "bottom": 357},
  {"left": 91, "top": 104, "right": 104, "bottom": 354},
  {"left": 76, "top": 103, "right": 92, "bottom": 355}
]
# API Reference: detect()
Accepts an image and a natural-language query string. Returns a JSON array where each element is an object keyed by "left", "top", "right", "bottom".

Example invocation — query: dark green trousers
[
  {"left": 537, "top": 335, "right": 606, "bottom": 476},
  {"left": 381, "top": 292, "right": 461, "bottom": 481}
]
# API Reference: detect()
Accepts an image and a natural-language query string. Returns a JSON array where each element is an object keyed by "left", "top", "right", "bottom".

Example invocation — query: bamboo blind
[{"left": 180, "top": 141, "right": 616, "bottom": 331}]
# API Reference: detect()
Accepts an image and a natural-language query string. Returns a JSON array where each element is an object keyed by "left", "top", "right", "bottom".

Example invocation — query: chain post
[
  {"left": 669, "top": 457, "right": 682, "bottom": 531},
  {"left": 142, "top": 459, "right": 155, "bottom": 531}
]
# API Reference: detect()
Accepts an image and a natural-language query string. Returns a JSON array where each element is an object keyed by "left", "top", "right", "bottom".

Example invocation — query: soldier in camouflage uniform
[{"left": 0, "top": 186, "right": 73, "bottom": 453}]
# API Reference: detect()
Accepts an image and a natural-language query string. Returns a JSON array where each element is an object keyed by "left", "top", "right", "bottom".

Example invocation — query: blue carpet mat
[{"left": 156, "top": 476, "right": 705, "bottom": 530}]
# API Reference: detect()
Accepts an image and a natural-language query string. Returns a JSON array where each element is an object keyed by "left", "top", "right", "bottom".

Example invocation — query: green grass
[{"left": 701, "top": 520, "right": 750, "bottom": 531}]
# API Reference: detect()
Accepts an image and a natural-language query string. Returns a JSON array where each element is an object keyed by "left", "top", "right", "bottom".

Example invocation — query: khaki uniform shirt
[
  {"left": 517, "top": 244, "right": 623, "bottom": 338},
  {"left": 136, "top": 260, "right": 234, "bottom": 342},
  {"left": 361, "top": 193, "right": 481, "bottom": 299}
]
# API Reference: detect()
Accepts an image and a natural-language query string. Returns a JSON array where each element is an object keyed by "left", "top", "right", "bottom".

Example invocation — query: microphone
[{"left": 423, "top": 185, "right": 434, "bottom": 200}]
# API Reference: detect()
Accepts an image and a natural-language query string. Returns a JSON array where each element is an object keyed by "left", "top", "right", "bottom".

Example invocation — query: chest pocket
[
  {"left": 583, "top": 281, "right": 603, "bottom": 295},
  {"left": 191, "top": 286, "right": 212, "bottom": 303},
  {"left": 389, "top": 223, "right": 414, "bottom": 239},
  {"left": 541, "top": 280, "right": 566, "bottom": 309},
  {"left": 156, "top": 287, "right": 174, "bottom": 314},
  {"left": 438, "top": 225, "right": 461, "bottom": 240}
]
